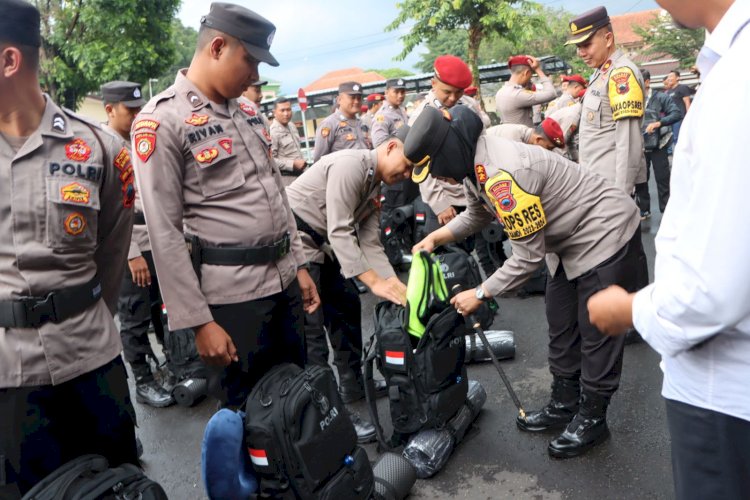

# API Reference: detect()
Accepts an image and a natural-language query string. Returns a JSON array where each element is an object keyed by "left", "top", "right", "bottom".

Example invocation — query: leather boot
[
  {"left": 548, "top": 391, "right": 610, "bottom": 459},
  {"left": 135, "top": 374, "right": 175, "bottom": 408},
  {"left": 517, "top": 376, "right": 579, "bottom": 432},
  {"left": 338, "top": 367, "right": 365, "bottom": 404},
  {"left": 348, "top": 410, "right": 376, "bottom": 444}
]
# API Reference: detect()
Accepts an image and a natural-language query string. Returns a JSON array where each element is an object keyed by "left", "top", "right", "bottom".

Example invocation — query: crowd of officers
[{"left": 0, "top": 0, "right": 688, "bottom": 496}]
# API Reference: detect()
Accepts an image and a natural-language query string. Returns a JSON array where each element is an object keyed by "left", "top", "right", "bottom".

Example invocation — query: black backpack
[
  {"left": 21, "top": 454, "right": 167, "bottom": 500},
  {"left": 244, "top": 363, "right": 374, "bottom": 500}
]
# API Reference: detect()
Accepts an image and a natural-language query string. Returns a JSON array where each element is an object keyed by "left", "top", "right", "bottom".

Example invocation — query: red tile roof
[
  {"left": 304, "top": 68, "right": 387, "bottom": 93},
  {"left": 611, "top": 9, "right": 661, "bottom": 46}
]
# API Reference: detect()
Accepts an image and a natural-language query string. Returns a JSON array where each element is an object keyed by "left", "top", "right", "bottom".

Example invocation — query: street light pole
[{"left": 148, "top": 78, "right": 159, "bottom": 99}]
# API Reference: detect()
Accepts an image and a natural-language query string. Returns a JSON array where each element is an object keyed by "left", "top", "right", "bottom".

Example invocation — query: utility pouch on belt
[{"left": 186, "top": 234, "right": 203, "bottom": 283}]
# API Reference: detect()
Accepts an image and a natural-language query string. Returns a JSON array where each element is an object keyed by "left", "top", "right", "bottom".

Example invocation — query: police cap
[
  {"left": 433, "top": 55, "right": 472, "bottom": 90},
  {"left": 101, "top": 81, "right": 146, "bottom": 107},
  {"left": 565, "top": 6, "right": 610, "bottom": 45},
  {"left": 0, "top": 0, "right": 41, "bottom": 48},
  {"left": 339, "top": 81, "right": 363, "bottom": 95},
  {"left": 200, "top": 2, "right": 279, "bottom": 67},
  {"left": 386, "top": 78, "right": 407, "bottom": 90}
]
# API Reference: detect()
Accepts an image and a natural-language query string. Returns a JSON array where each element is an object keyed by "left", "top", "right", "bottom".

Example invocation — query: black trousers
[
  {"left": 635, "top": 146, "right": 671, "bottom": 213},
  {"left": 666, "top": 398, "right": 750, "bottom": 500},
  {"left": 207, "top": 279, "right": 305, "bottom": 409},
  {"left": 0, "top": 356, "right": 138, "bottom": 497},
  {"left": 545, "top": 229, "right": 646, "bottom": 398},
  {"left": 117, "top": 250, "right": 166, "bottom": 379},
  {"left": 304, "top": 256, "right": 363, "bottom": 378}
]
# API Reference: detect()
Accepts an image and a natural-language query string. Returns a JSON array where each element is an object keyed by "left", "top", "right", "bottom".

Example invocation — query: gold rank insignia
[
  {"left": 339, "top": 121, "right": 349, "bottom": 128},
  {"left": 485, "top": 170, "right": 547, "bottom": 240},
  {"left": 474, "top": 164, "right": 488, "bottom": 185},
  {"left": 376, "top": 115, "right": 385, "bottom": 122},
  {"left": 184, "top": 114, "right": 210, "bottom": 126}
]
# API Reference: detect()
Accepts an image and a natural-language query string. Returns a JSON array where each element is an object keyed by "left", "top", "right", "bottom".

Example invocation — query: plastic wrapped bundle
[
  {"left": 465, "top": 330, "right": 516, "bottom": 363},
  {"left": 447, "top": 380, "right": 486, "bottom": 442}
]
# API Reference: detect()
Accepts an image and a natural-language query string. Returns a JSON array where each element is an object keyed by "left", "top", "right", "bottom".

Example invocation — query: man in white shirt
[{"left": 587, "top": 0, "right": 750, "bottom": 497}]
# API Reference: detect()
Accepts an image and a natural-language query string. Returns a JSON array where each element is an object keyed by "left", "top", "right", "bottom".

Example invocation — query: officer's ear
[
  {"left": 104, "top": 103, "right": 115, "bottom": 117},
  {"left": 208, "top": 36, "right": 229, "bottom": 60},
  {"left": 1, "top": 45, "right": 23, "bottom": 78}
]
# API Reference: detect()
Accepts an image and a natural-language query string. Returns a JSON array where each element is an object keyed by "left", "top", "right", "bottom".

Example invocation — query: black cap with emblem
[
  {"left": 338, "top": 81, "right": 363, "bottom": 95},
  {"left": 404, "top": 105, "right": 483, "bottom": 184},
  {"left": 0, "top": 0, "right": 41, "bottom": 48},
  {"left": 101, "top": 81, "right": 146, "bottom": 107},
  {"left": 386, "top": 78, "right": 407, "bottom": 90},
  {"left": 565, "top": 6, "right": 610, "bottom": 45},
  {"left": 201, "top": 2, "right": 279, "bottom": 67}
]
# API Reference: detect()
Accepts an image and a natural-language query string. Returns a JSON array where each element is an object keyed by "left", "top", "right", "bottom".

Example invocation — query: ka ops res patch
[
  {"left": 608, "top": 66, "right": 644, "bottom": 121},
  {"left": 485, "top": 171, "right": 547, "bottom": 240}
]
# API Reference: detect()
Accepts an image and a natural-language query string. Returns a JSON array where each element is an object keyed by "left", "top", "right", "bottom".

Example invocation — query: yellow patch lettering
[
  {"left": 608, "top": 67, "right": 644, "bottom": 120},
  {"left": 485, "top": 171, "right": 547, "bottom": 240}
]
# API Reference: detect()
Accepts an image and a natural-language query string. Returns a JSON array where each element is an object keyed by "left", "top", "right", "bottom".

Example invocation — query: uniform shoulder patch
[
  {"left": 134, "top": 132, "right": 156, "bottom": 163},
  {"left": 608, "top": 66, "right": 644, "bottom": 121},
  {"left": 376, "top": 115, "right": 385, "bottom": 122},
  {"left": 65, "top": 138, "right": 92, "bottom": 162},
  {"left": 133, "top": 118, "right": 160, "bottom": 131},
  {"left": 320, "top": 127, "right": 330, "bottom": 138},
  {"left": 484, "top": 170, "right": 546, "bottom": 240}
]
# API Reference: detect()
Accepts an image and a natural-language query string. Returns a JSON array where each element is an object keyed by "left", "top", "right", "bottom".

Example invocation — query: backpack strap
[{"left": 363, "top": 336, "right": 392, "bottom": 452}]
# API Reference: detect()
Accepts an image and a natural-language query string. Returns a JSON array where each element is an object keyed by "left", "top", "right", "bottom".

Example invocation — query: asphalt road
[{"left": 130, "top": 180, "right": 673, "bottom": 500}]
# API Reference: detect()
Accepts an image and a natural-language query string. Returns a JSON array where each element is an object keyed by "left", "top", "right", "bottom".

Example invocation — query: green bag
[{"left": 405, "top": 250, "right": 449, "bottom": 339}]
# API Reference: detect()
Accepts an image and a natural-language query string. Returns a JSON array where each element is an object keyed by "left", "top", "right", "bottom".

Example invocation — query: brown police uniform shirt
[
  {"left": 486, "top": 123, "right": 533, "bottom": 143},
  {"left": 312, "top": 111, "right": 370, "bottom": 162},
  {"left": 131, "top": 71, "right": 306, "bottom": 331},
  {"left": 269, "top": 119, "right": 304, "bottom": 174},
  {"left": 0, "top": 97, "right": 133, "bottom": 387},
  {"left": 102, "top": 124, "right": 150, "bottom": 260},
  {"left": 445, "top": 135, "right": 640, "bottom": 296},
  {"left": 286, "top": 149, "right": 394, "bottom": 279},
  {"left": 579, "top": 49, "right": 646, "bottom": 194},
  {"left": 371, "top": 104, "right": 408, "bottom": 148},
  {"left": 495, "top": 76, "right": 557, "bottom": 127},
  {"left": 544, "top": 92, "right": 576, "bottom": 116},
  {"left": 548, "top": 102, "right": 582, "bottom": 162}
]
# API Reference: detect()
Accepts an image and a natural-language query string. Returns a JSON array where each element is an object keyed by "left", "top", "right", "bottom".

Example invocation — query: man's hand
[
  {"left": 370, "top": 277, "right": 407, "bottom": 305},
  {"left": 450, "top": 290, "right": 483, "bottom": 316},
  {"left": 412, "top": 234, "right": 437, "bottom": 254},
  {"left": 128, "top": 256, "right": 151, "bottom": 288},
  {"left": 297, "top": 268, "right": 321, "bottom": 314},
  {"left": 527, "top": 55, "right": 540, "bottom": 71},
  {"left": 292, "top": 158, "right": 307, "bottom": 171},
  {"left": 587, "top": 285, "right": 635, "bottom": 335},
  {"left": 195, "top": 321, "right": 238, "bottom": 366},
  {"left": 437, "top": 206, "right": 457, "bottom": 225},
  {"left": 645, "top": 121, "right": 661, "bottom": 134}
]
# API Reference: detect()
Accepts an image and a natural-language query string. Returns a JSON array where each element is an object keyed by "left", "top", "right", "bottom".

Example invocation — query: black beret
[
  {"left": 565, "top": 6, "right": 610, "bottom": 45},
  {"left": 201, "top": 2, "right": 279, "bottom": 67},
  {"left": 0, "top": 0, "right": 41, "bottom": 48},
  {"left": 101, "top": 81, "right": 146, "bottom": 107}
]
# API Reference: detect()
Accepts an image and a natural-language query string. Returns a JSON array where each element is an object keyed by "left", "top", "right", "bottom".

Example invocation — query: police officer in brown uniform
[
  {"left": 286, "top": 132, "right": 411, "bottom": 442},
  {"left": 131, "top": 3, "right": 320, "bottom": 409},
  {"left": 312, "top": 82, "right": 370, "bottom": 162},
  {"left": 371, "top": 79, "right": 408, "bottom": 148},
  {"left": 486, "top": 118, "right": 566, "bottom": 151},
  {"left": 101, "top": 81, "right": 175, "bottom": 408},
  {"left": 495, "top": 55, "right": 557, "bottom": 127},
  {"left": 408, "top": 105, "right": 646, "bottom": 458},
  {"left": 547, "top": 98, "right": 583, "bottom": 162},
  {"left": 545, "top": 74, "right": 586, "bottom": 115},
  {"left": 568, "top": 6, "right": 646, "bottom": 197},
  {"left": 0, "top": 2, "right": 138, "bottom": 494},
  {"left": 360, "top": 93, "right": 384, "bottom": 140},
  {"left": 269, "top": 96, "right": 307, "bottom": 180},
  {"left": 239, "top": 79, "right": 270, "bottom": 130}
]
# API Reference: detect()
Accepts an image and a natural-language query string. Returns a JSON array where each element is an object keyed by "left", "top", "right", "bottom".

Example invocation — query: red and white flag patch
[
  {"left": 415, "top": 212, "right": 425, "bottom": 222},
  {"left": 385, "top": 350, "right": 405, "bottom": 366},
  {"left": 248, "top": 448, "right": 269, "bottom": 467}
]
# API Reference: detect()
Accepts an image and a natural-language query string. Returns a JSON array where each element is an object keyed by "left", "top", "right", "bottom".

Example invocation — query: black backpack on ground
[
  {"left": 244, "top": 363, "right": 373, "bottom": 500},
  {"left": 21, "top": 454, "right": 167, "bottom": 500}
]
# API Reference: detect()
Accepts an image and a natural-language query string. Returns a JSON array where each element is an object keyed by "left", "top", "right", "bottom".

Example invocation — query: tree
[
  {"left": 366, "top": 68, "right": 415, "bottom": 79},
  {"left": 35, "top": 0, "right": 180, "bottom": 110},
  {"left": 151, "top": 20, "right": 199, "bottom": 95},
  {"left": 634, "top": 13, "right": 705, "bottom": 67},
  {"left": 387, "top": 0, "right": 545, "bottom": 105}
]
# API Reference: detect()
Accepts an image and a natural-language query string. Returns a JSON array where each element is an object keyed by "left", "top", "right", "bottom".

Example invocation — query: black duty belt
[
  {"left": 0, "top": 275, "right": 102, "bottom": 328},
  {"left": 133, "top": 211, "right": 146, "bottom": 225},
  {"left": 293, "top": 212, "right": 327, "bottom": 249},
  {"left": 194, "top": 232, "right": 291, "bottom": 266}
]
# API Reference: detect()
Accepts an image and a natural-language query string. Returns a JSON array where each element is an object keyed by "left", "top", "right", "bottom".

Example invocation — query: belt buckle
[
  {"left": 23, "top": 293, "right": 57, "bottom": 326},
  {"left": 277, "top": 232, "right": 291, "bottom": 258}
]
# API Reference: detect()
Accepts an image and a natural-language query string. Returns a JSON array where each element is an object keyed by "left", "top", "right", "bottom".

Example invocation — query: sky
[{"left": 178, "top": 1, "right": 660, "bottom": 95}]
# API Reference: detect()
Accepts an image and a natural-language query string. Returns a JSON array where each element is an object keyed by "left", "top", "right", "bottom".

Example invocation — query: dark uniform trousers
[
  {"left": 635, "top": 147, "right": 671, "bottom": 214},
  {"left": 545, "top": 229, "right": 646, "bottom": 398},
  {"left": 304, "top": 255, "right": 363, "bottom": 379},
  {"left": 207, "top": 279, "right": 306, "bottom": 409},
  {"left": 117, "top": 250, "right": 167, "bottom": 380},
  {"left": 665, "top": 398, "right": 750, "bottom": 500},
  {"left": 0, "top": 356, "right": 138, "bottom": 497}
]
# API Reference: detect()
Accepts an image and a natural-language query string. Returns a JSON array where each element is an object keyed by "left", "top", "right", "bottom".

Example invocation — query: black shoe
[
  {"left": 640, "top": 210, "right": 651, "bottom": 220},
  {"left": 517, "top": 376, "right": 579, "bottom": 432},
  {"left": 349, "top": 411, "right": 376, "bottom": 444},
  {"left": 339, "top": 377, "right": 365, "bottom": 404},
  {"left": 548, "top": 392, "right": 610, "bottom": 459},
  {"left": 135, "top": 379, "right": 175, "bottom": 408}
]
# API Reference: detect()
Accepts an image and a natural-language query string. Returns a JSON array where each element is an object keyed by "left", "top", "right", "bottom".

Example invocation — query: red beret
[
  {"left": 366, "top": 93, "right": 384, "bottom": 103},
  {"left": 508, "top": 55, "right": 532, "bottom": 68},
  {"left": 540, "top": 117, "right": 565, "bottom": 148},
  {"left": 562, "top": 74, "right": 587, "bottom": 87},
  {"left": 464, "top": 86, "right": 478, "bottom": 97},
  {"left": 577, "top": 88, "right": 586, "bottom": 99},
  {"left": 360, "top": 104, "right": 368, "bottom": 114},
  {"left": 434, "top": 55, "right": 472, "bottom": 90}
]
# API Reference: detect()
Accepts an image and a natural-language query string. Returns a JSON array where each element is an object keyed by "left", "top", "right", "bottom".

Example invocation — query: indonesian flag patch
[
  {"left": 415, "top": 212, "right": 425, "bottom": 222},
  {"left": 385, "top": 350, "right": 405, "bottom": 366},
  {"left": 248, "top": 448, "right": 269, "bottom": 467}
]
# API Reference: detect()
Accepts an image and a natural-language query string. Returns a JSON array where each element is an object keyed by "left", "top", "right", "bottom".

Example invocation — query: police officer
[
  {"left": 568, "top": 6, "right": 646, "bottom": 197},
  {"left": 269, "top": 96, "right": 307, "bottom": 182},
  {"left": 545, "top": 74, "right": 586, "bottom": 115},
  {"left": 100, "top": 81, "right": 175, "bottom": 408},
  {"left": 486, "top": 117, "right": 566, "bottom": 151},
  {"left": 0, "top": 2, "right": 138, "bottom": 494},
  {"left": 239, "top": 79, "right": 270, "bottom": 130},
  {"left": 360, "top": 93, "right": 384, "bottom": 140},
  {"left": 371, "top": 79, "right": 407, "bottom": 147},
  {"left": 286, "top": 133, "right": 411, "bottom": 442},
  {"left": 495, "top": 55, "right": 557, "bottom": 127},
  {"left": 408, "top": 105, "right": 646, "bottom": 458},
  {"left": 546, "top": 95, "right": 583, "bottom": 162},
  {"left": 312, "top": 82, "right": 370, "bottom": 162},
  {"left": 131, "top": 3, "right": 320, "bottom": 409}
]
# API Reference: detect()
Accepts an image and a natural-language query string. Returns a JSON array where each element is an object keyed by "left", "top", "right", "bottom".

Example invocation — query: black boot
[
  {"left": 338, "top": 367, "right": 365, "bottom": 404},
  {"left": 135, "top": 373, "right": 175, "bottom": 408},
  {"left": 548, "top": 391, "right": 610, "bottom": 459},
  {"left": 349, "top": 410, "right": 376, "bottom": 444},
  {"left": 517, "top": 376, "right": 580, "bottom": 432}
]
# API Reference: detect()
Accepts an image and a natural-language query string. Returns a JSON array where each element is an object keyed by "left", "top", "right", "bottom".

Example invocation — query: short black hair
[
  {"left": 669, "top": 69, "right": 681, "bottom": 78},
  {"left": 274, "top": 96, "right": 290, "bottom": 109},
  {"left": 196, "top": 26, "right": 230, "bottom": 51},
  {"left": 640, "top": 69, "right": 651, "bottom": 82}
]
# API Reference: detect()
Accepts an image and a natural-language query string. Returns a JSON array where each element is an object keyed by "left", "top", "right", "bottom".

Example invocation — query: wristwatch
[{"left": 475, "top": 286, "right": 489, "bottom": 302}]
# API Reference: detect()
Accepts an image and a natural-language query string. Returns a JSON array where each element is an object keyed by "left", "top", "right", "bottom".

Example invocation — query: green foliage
[
  {"left": 366, "top": 68, "right": 415, "bottom": 79},
  {"left": 35, "top": 0, "right": 180, "bottom": 110},
  {"left": 634, "top": 13, "right": 705, "bottom": 67},
  {"left": 151, "top": 20, "right": 199, "bottom": 95}
]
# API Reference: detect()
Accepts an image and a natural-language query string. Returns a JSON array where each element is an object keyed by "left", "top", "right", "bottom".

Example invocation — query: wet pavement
[{"left": 130, "top": 182, "right": 673, "bottom": 499}]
